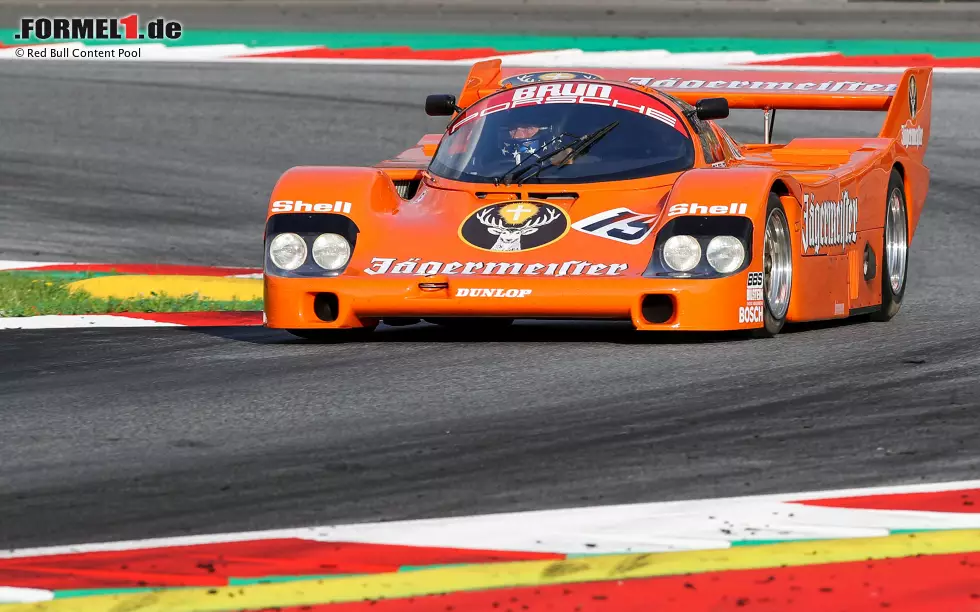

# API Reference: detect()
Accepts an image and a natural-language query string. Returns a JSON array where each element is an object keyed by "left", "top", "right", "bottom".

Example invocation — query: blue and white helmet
[{"left": 500, "top": 124, "right": 553, "bottom": 164}]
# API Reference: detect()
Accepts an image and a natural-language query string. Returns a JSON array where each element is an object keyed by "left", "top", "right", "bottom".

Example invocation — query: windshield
[{"left": 429, "top": 82, "right": 695, "bottom": 184}]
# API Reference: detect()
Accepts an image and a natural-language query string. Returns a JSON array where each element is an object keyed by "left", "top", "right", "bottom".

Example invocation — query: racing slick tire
[
  {"left": 751, "top": 193, "right": 793, "bottom": 338},
  {"left": 287, "top": 326, "right": 377, "bottom": 342},
  {"left": 871, "top": 170, "right": 909, "bottom": 322}
]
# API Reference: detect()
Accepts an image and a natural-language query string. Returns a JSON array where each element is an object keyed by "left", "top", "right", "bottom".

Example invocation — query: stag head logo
[
  {"left": 908, "top": 75, "right": 918, "bottom": 120},
  {"left": 460, "top": 201, "right": 570, "bottom": 252}
]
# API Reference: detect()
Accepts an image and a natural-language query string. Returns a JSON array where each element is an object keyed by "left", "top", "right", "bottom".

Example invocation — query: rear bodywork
[{"left": 263, "top": 62, "right": 932, "bottom": 332}]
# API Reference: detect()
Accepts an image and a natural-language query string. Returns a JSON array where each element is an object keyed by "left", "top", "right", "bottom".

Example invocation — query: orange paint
[{"left": 263, "top": 64, "right": 932, "bottom": 333}]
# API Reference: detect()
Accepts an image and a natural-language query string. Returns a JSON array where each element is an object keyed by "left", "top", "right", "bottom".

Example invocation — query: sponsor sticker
[
  {"left": 500, "top": 71, "right": 603, "bottom": 88},
  {"left": 450, "top": 83, "right": 686, "bottom": 134},
  {"left": 898, "top": 74, "right": 922, "bottom": 149},
  {"left": 572, "top": 208, "right": 658, "bottom": 245},
  {"left": 627, "top": 76, "right": 898, "bottom": 95},
  {"left": 908, "top": 74, "right": 918, "bottom": 120},
  {"left": 363, "top": 258, "right": 628, "bottom": 277},
  {"left": 459, "top": 200, "right": 569, "bottom": 252},
  {"left": 667, "top": 202, "right": 748, "bottom": 217},
  {"left": 739, "top": 304, "right": 764, "bottom": 324},
  {"left": 271, "top": 200, "right": 352, "bottom": 214},
  {"left": 741, "top": 270, "right": 764, "bottom": 323},
  {"left": 801, "top": 191, "right": 859, "bottom": 254},
  {"left": 901, "top": 121, "right": 923, "bottom": 149},
  {"left": 456, "top": 288, "right": 532, "bottom": 298},
  {"left": 746, "top": 271, "right": 764, "bottom": 302}
]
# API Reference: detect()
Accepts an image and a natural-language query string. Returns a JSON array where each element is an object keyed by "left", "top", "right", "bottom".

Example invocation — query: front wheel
[
  {"left": 871, "top": 170, "right": 909, "bottom": 322},
  {"left": 752, "top": 193, "right": 793, "bottom": 338}
]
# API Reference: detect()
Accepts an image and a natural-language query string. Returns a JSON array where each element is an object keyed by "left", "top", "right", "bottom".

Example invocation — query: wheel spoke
[
  {"left": 764, "top": 208, "right": 792, "bottom": 320},
  {"left": 885, "top": 189, "right": 907, "bottom": 295}
]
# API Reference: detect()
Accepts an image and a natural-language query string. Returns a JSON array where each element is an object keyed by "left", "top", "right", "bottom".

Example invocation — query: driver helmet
[{"left": 500, "top": 123, "right": 552, "bottom": 164}]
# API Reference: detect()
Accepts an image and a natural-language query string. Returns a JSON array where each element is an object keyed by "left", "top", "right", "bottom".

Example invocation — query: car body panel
[{"left": 263, "top": 62, "right": 932, "bottom": 332}]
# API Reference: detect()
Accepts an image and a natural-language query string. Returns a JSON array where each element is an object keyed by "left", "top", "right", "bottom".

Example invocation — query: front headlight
[
  {"left": 663, "top": 235, "right": 701, "bottom": 272},
  {"left": 269, "top": 232, "right": 307, "bottom": 270},
  {"left": 706, "top": 235, "right": 746, "bottom": 273},
  {"left": 312, "top": 233, "right": 351, "bottom": 270}
]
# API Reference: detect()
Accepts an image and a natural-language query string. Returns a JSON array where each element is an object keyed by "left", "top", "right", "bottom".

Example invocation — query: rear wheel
[
  {"left": 752, "top": 193, "right": 793, "bottom": 338},
  {"left": 871, "top": 170, "right": 909, "bottom": 322}
]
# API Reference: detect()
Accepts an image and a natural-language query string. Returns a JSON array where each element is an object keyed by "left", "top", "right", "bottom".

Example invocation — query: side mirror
[
  {"left": 695, "top": 98, "right": 730, "bottom": 121},
  {"left": 426, "top": 94, "right": 462, "bottom": 117}
]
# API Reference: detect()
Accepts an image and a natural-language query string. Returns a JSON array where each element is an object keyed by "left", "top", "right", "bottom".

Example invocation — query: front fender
[
  {"left": 266, "top": 166, "right": 402, "bottom": 224},
  {"left": 644, "top": 168, "right": 802, "bottom": 279},
  {"left": 264, "top": 167, "right": 402, "bottom": 278},
  {"left": 665, "top": 167, "right": 802, "bottom": 247},
  {"left": 662, "top": 168, "right": 800, "bottom": 225}
]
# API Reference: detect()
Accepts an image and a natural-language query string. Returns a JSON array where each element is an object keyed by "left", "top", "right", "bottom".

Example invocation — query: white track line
[
  {"left": 0, "top": 260, "right": 79, "bottom": 271},
  {"left": 2, "top": 479, "right": 978, "bottom": 559},
  {"left": 0, "top": 587, "right": 53, "bottom": 604},
  {"left": 0, "top": 315, "right": 181, "bottom": 329}
]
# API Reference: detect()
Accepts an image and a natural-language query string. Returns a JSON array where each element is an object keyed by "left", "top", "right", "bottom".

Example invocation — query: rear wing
[{"left": 459, "top": 62, "right": 932, "bottom": 157}]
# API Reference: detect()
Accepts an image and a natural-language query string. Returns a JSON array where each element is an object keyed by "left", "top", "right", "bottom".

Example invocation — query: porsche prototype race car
[{"left": 263, "top": 61, "right": 931, "bottom": 338}]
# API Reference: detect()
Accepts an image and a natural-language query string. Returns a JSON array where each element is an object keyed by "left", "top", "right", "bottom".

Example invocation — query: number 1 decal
[
  {"left": 120, "top": 14, "right": 139, "bottom": 39},
  {"left": 572, "top": 208, "right": 659, "bottom": 244}
]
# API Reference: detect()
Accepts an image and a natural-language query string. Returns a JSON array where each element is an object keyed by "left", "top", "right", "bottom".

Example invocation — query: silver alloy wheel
[
  {"left": 885, "top": 187, "right": 908, "bottom": 295},
  {"left": 764, "top": 207, "right": 792, "bottom": 320}
]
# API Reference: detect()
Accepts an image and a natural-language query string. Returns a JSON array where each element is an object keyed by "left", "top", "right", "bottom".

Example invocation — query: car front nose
[{"left": 263, "top": 271, "right": 761, "bottom": 332}]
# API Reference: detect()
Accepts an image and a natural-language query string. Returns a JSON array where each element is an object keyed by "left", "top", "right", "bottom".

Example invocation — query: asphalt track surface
[{"left": 2, "top": 62, "right": 980, "bottom": 549}]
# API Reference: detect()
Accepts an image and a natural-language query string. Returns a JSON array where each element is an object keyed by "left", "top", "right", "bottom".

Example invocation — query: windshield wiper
[
  {"left": 494, "top": 132, "right": 573, "bottom": 186},
  {"left": 502, "top": 121, "right": 620, "bottom": 186}
]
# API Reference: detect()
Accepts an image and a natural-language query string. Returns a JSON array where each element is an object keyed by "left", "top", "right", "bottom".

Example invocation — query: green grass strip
[{"left": 0, "top": 272, "right": 262, "bottom": 317}]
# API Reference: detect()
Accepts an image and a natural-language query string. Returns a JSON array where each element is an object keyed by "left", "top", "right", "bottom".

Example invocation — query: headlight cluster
[
  {"left": 662, "top": 235, "right": 701, "bottom": 272},
  {"left": 269, "top": 233, "right": 307, "bottom": 271},
  {"left": 269, "top": 232, "right": 351, "bottom": 271},
  {"left": 705, "top": 236, "right": 746, "bottom": 273},
  {"left": 663, "top": 234, "right": 746, "bottom": 274},
  {"left": 644, "top": 214, "right": 753, "bottom": 279},
  {"left": 312, "top": 233, "right": 351, "bottom": 270}
]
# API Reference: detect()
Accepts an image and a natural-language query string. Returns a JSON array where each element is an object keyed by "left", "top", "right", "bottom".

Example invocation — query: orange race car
[{"left": 262, "top": 61, "right": 931, "bottom": 339}]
